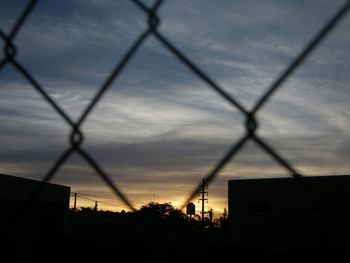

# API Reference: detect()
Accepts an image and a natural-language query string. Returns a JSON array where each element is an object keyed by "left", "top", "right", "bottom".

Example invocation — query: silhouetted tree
[
  {"left": 137, "top": 202, "right": 190, "bottom": 231},
  {"left": 78, "top": 207, "right": 95, "bottom": 213}
]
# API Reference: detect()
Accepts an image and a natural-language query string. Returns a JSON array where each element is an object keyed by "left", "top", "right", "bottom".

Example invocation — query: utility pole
[
  {"left": 209, "top": 208, "right": 213, "bottom": 226},
  {"left": 73, "top": 192, "right": 77, "bottom": 212},
  {"left": 198, "top": 178, "right": 208, "bottom": 222},
  {"left": 223, "top": 208, "right": 227, "bottom": 219}
]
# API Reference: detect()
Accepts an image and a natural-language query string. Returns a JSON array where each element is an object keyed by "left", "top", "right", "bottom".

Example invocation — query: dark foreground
[{"left": 5, "top": 235, "right": 350, "bottom": 263}]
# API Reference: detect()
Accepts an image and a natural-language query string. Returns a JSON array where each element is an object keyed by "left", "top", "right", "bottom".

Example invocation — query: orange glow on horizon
[{"left": 69, "top": 194, "right": 228, "bottom": 218}]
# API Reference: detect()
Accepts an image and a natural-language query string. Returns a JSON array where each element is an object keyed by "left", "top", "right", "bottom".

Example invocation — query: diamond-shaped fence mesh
[{"left": 1, "top": 0, "right": 350, "bottom": 255}]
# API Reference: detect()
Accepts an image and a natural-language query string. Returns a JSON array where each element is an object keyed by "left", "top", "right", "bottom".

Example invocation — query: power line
[
  {"left": 70, "top": 192, "right": 130, "bottom": 210},
  {"left": 75, "top": 192, "right": 113, "bottom": 200},
  {"left": 76, "top": 194, "right": 95, "bottom": 202}
]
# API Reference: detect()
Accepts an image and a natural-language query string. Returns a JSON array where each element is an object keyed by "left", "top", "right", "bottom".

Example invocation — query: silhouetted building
[
  {"left": 0, "top": 173, "right": 70, "bottom": 260},
  {"left": 228, "top": 175, "right": 350, "bottom": 251}
]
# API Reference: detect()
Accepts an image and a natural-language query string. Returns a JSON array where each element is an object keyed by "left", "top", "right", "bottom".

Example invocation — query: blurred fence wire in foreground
[{"left": 1, "top": 0, "right": 350, "bottom": 220}]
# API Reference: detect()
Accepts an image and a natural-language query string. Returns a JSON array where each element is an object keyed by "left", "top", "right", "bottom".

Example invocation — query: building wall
[
  {"left": 228, "top": 175, "right": 350, "bottom": 251},
  {"left": 0, "top": 174, "right": 70, "bottom": 261},
  {"left": 0, "top": 173, "right": 70, "bottom": 205}
]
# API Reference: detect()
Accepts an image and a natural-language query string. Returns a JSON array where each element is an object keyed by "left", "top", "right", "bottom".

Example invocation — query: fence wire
[{"left": 1, "top": 0, "right": 350, "bottom": 227}]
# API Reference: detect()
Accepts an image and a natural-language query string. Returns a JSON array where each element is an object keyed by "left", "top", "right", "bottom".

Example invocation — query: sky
[{"left": 0, "top": 0, "right": 350, "bottom": 216}]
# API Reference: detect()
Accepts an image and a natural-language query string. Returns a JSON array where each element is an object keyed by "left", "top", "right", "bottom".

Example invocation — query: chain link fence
[{"left": 1, "top": 0, "right": 350, "bottom": 258}]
